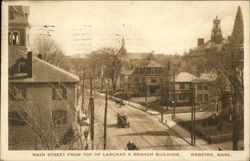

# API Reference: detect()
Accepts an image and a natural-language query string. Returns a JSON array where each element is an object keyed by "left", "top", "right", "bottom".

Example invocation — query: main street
[{"left": 87, "top": 92, "right": 202, "bottom": 150}]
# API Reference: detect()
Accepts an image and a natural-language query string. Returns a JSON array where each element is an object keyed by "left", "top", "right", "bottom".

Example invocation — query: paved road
[{"left": 88, "top": 92, "right": 202, "bottom": 150}]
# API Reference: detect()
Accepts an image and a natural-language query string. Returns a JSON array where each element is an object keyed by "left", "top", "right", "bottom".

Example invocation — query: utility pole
[
  {"left": 90, "top": 75, "right": 93, "bottom": 97},
  {"left": 172, "top": 70, "right": 176, "bottom": 119},
  {"left": 89, "top": 97, "right": 95, "bottom": 150},
  {"left": 88, "top": 73, "right": 95, "bottom": 150},
  {"left": 103, "top": 89, "right": 108, "bottom": 150},
  {"left": 81, "top": 68, "right": 85, "bottom": 113},
  {"left": 191, "top": 85, "right": 196, "bottom": 145},
  {"left": 232, "top": 85, "right": 239, "bottom": 150},
  {"left": 161, "top": 82, "right": 164, "bottom": 122},
  {"left": 144, "top": 69, "right": 148, "bottom": 111}
]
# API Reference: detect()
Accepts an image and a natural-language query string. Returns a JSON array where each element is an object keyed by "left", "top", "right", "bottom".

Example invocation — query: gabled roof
[
  {"left": 121, "top": 69, "right": 134, "bottom": 76},
  {"left": 136, "top": 60, "right": 165, "bottom": 68},
  {"left": 124, "top": 52, "right": 152, "bottom": 60},
  {"left": 9, "top": 54, "right": 79, "bottom": 83},
  {"left": 192, "top": 73, "right": 217, "bottom": 83},
  {"left": 174, "top": 72, "right": 197, "bottom": 82}
]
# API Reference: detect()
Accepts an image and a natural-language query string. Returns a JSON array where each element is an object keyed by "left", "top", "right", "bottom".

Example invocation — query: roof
[
  {"left": 124, "top": 52, "right": 152, "bottom": 60},
  {"left": 121, "top": 69, "right": 134, "bottom": 75},
  {"left": 136, "top": 59, "right": 165, "bottom": 68},
  {"left": 192, "top": 73, "right": 217, "bottom": 83},
  {"left": 174, "top": 72, "right": 197, "bottom": 82},
  {"left": 9, "top": 48, "right": 27, "bottom": 68},
  {"left": 9, "top": 56, "right": 79, "bottom": 83}
]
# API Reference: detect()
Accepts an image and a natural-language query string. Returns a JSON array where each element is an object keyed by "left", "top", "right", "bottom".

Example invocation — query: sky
[{"left": 23, "top": 1, "right": 249, "bottom": 55}]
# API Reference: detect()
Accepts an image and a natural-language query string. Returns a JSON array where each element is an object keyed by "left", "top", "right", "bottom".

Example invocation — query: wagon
[{"left": 117, "top": 113, "right": 129, "bottom": 128}]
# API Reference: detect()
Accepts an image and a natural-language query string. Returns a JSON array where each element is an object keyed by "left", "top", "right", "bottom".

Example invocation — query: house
[
  {"left": 170, "top": 72, "right": 196, "bottom": 106},
  {"left": 120, "top": 54, "right": 169, "bottom": 97},
  {"left": 8, "top": 6, "right": 80, "bottom": 150},
  {"left": 192, "top": 73, "right": 217, "bottom": 108},
  {"left": 170, "top": 72, "right": 217, "bottom": 107}
]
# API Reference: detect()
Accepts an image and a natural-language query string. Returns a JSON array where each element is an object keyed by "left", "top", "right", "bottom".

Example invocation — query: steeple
[
  {"left": 119, "top": 37, "right": 126, "bottom": 55},
  {"left": 211, "top": 16, "right": 223, "bottom": 44},
  {"left": 121, "top": 37, "right": 125, "bottom": 49},
  {"left": 231, "top": 6, "right": 244, "bottom": 44}
]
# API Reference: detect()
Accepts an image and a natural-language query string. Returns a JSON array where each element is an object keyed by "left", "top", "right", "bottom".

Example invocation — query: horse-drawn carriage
[{"left": 117, "top": 113, "right": 129, "bottom": 128}]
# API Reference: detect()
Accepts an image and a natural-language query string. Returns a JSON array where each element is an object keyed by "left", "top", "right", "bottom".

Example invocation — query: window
[
  {"left": 52, "top": 84, "right": 67, "bottom": 100},
  {"left": 179, "top": 94, "right": 185, "bottom": 100},
  {"left": 8, "top": 31, "right": 20, "bottom": 45},
  {"left": 197, "top": 94, "right": 203, "bottom": 101},
  {"left": 180, "top": 83, "right": 185, "bottom": 89},
  {"left": 204, "top": 85, "right": 208, "bottom": 90},
  {"left": 9, "top": 10, "right": 15, "bottom": 19},
  {"left": 9, "top": 111, "right": 26, "bottom": 126},
  {"left": 52, "top": 110, "right": 67, "bottom": 124},
  {"left": 134, "top": 77, "right": 139, "bottom": 82},
  {"left": 17, "top": 61, "right": 26, "bottom": 73},
  {"left": 151, "top": 77, "right": 157, "bottom": 83},
  {"left": 12, "top": 32, "right": 20, "bottom": 45},
  {"left": 8, "top": 32, "right": 12, "bottom": 45},
  {"left": 204, "top": 94, "right": 209, "bottom": 101},
  {"left": 9, "top": 86, "right": 26, "bottom": 100},
  {"left": 197, "top": 84, "right": 203, "bottom": 90}
]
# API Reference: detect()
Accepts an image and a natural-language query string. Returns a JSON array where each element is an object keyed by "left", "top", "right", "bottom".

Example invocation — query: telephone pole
[
  {"left": 103, "top": 89, "right": 108, "bottom": 150},
  {"left": 81, "top": 68, "right": 85, "bottom": 113},
  {"left": 144, "top": 70, "right": 148, "bottom": 111},
  {"left": 161, "top": 83, "right": 164, "bottom": 122},
  {"left": 191, "top": 85, "right": 196, "bottom": 145},
  {"left": 172, "top": 70, "right": 176, "bottom": 119},
  {"left": 88, "top": 74, "right": 95, "bottom": 150}
]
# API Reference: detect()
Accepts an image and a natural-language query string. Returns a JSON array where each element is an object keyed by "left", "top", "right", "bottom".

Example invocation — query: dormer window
[{"left": 9, "top": 10, "right": 15, "bottom": 20}]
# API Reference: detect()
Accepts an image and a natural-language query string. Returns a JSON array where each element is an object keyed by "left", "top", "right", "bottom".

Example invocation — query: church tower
[
  {"left": 211, "top": 16, "right": 223, "bottom": 44},
  {"left": 231, "top": 6, "right": 244, "bottom": 44},
  {"left": 8, "top": 6, "right": 30, "bottom": 52}
]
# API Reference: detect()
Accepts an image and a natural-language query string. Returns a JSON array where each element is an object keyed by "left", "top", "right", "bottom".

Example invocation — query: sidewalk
[{"left": 109, "top": 96, "right": 244, "bottom": 150}]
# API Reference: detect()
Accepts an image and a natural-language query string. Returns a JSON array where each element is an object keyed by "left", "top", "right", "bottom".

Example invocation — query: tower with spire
[
  {"left": 231, "top": 6, "right": 244, "bottom": 44},
  {"left": 211, "top": 16, "right": 223, "bottom": 44}
]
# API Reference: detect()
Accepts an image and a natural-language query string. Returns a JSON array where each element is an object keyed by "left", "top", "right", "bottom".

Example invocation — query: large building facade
[{"left": 8, "top": 6, "right": 80, "bottom": 150}]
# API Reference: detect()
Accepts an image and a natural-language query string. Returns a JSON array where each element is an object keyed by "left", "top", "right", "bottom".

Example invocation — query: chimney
[
  {"left": 198, "top": 38, "right": 204, "bottom": 46},
  {"left": 38, "top": 54, "right": 42, "bottom": 59},
  {"left": 27, "top": 51, "right": 32, "bottom": 78}
]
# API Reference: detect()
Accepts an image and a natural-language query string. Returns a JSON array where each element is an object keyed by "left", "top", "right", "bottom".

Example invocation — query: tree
[
  {"left": 87, "top": 47, "right": 126, "bottom": 92},
  {"left": 196, "top": 43, "right": 244, "bottom": 150},
  {"left": 32, "top": 36, "right": 72, "bottom": 71}
]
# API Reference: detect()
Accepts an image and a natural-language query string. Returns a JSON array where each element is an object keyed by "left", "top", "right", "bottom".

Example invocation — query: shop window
[
  {"left": 52, "top": 84, "right": 67, "bottom": 100},
  {"left": 52, "top": 110, "right": 67, "bottom": 124}
]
